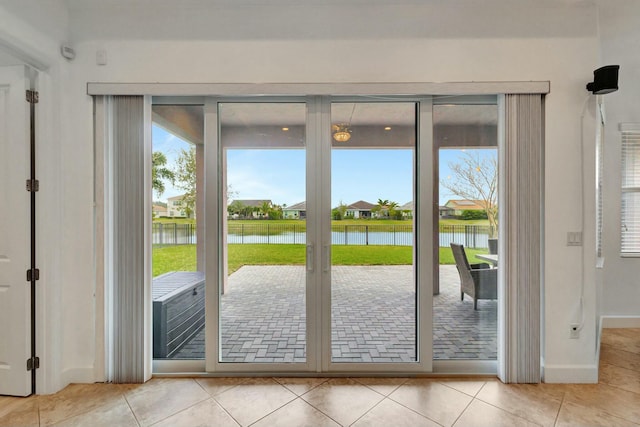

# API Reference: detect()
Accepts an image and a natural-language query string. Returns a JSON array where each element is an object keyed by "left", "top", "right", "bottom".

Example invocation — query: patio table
[{"left": 476, "top": 253, "right": 498, "bottom": 267}]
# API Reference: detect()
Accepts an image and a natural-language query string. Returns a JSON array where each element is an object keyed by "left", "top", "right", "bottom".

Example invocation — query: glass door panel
[
  {"left": 434, "top": 98, "right": 498, "bottom": 360},
  {"left": 330, "top": 102, "right": 418, "bottom": 363},
  {"left": 151, "top": 104, "right": 205, "bottom": 361},
  {"left": 219, "top": 103, "right": 307, "bottom": 363}
]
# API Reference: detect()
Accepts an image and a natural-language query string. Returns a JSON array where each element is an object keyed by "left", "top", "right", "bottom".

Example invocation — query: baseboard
[
  {"left": 601, "top": 315, "right": 640, "bottom": 328},
  {"left": 541, "top": 318, "right": 639, "bottom": 384},
  {"left": 61, "top": 366, "right": 97, "bottom": 386},
  {"left": 543, "top": 364, "right": 598, "bottom": 383}
]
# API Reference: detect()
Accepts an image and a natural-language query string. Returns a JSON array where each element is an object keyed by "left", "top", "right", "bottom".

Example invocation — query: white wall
[
  {"left": 598, "top": 0, "right": 640, "bottom": 318},
  {"left": 64, "top": 6, "right": 601, "bottom": 384},
  {"left": 3, "top": 0, "right": 621, "bottom": 391}
]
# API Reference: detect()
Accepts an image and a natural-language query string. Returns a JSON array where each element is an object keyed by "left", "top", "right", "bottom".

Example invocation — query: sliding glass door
[
  {"left": 219, "top": 102, "right": 308, "bottom": 364},
  {"left": 329, "top": 102, "right": 418, "bottom": 365},
  {"left": 202, "top": 97, "right": 433, "bottom": 373},
  {"left": 150, "top": 95, "right": 499, "bottom": 374}
]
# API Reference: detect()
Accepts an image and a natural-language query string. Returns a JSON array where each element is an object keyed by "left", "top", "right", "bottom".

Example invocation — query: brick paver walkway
[{"left": 175, "top": 265, "right": 497, "bottom": 361}]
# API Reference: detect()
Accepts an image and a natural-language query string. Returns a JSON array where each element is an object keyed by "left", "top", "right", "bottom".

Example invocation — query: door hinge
[
  {"left": 26, "top": 179, "right": 39, "bottom": 192},
  {"left": 26, "top": 90, "right": 39, "bottom": 104},
  {"left": 26, "top": 356, "right": 40, "bottom": 371},
  {"left": 26, "top": 268, "right": 40, "bottom": 281}
]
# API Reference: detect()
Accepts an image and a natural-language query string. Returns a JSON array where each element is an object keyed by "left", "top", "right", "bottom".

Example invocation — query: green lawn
[
  {"left": 154, "top": 218, "right": 491, "bottom": 229},
  {"left": 152, "top": 244, "right": 489, "bottom": 277},
  {"left": 153, "top": 217, "right": 196, "bottom": 224}
]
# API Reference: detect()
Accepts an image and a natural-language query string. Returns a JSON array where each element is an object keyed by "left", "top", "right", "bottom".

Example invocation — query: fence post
[
  {"left": 473, "top": 225, "right": 478, "bottom": 248},
  {"left": 344, "top": 225, "right": 348, "bottom": 245},
  {"left": 267, "top": 223, "right": 270, "bottom": 244},
  {"left": 366, "top": 225, "right": 369, "bottom": 245},
  {"left": 159, "top": 223, "right": 163, "bottom": 245},
  {"left": 241, "top": 223, "right": 244, "bottom": 244}
]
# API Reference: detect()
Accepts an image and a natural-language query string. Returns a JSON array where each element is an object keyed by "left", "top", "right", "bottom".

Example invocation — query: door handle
[
  {"left": 306, "top": 244, "right": 314, "bottom": 272},
  {"left": 322, "top": 245, "right": 330, "bottom": 272}
]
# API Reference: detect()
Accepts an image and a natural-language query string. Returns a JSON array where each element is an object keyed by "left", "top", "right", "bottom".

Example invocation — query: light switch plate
[{"left": 567, "top": 231, "right": 583, "bottom": 246}]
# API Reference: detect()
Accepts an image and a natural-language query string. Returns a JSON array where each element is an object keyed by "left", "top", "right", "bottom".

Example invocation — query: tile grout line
[
  {"left": 451, "top": 395, "right": 476, "bottom": 427},
  {"left": 344, "top": 393, "right": 387, "bottom": 426},
  {"left": 246, "top": 396, "right": 325, "bottom": 427},
  {"left": 295, "top": 395, "right": 342, "bottom": 425},
  {"left": 37, "top": 396, "right": 41, "bottom": 427},
  {"left": 209, "top": 393, "right": 243, "bottom": 427},
  {"left": 216, "top": 378, "right": 298, "bottom": 427},
  {"left": 437, "top": 380, "right": 488, "bottom": 398},
  {"left": 552, "top": 388, "right": 567, "bottom": 427},
  {"left": 378, "top": 395, "right": 447, "bottom": 427},
  {"left": 351, "top": 377, "right": 410, "bottom": 397},
  {"left": 383, "top": 391, "right": 446, "bottom": 426},
  {"left": 462, "top": 381, "right": 551, "bottom": 426},
  {"left": 472, "top": 393, "right": 548, "bottom": 427},
  {"left": 39, "top": 386, "right": 125, "bottom": 427},
  {"left": 294, "top": 381, "right": 365, "bottom": 427},
  {"left": 449, "top": 381, "right": 491, "bottom": 426},
  {"left": 201, "top": 379, "right": 252, "bottom": 427},
  {"left": 132, "top": 379, "right": 210, "bottom": 427},
  {"left": 120, "top": 386, "right": 143, "bottom": 427}
]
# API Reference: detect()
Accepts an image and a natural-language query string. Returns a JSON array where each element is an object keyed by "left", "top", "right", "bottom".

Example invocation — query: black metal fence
[
  {"left": 152, "top": 223, "right": 197, "bottom": 245},
  {"left": 153, "top": 222, "right": 493, "bottom": 248}
]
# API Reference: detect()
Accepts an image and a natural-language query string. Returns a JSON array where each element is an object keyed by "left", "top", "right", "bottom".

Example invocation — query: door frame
[
  {"left": 90, "top": 81, "right": 549, "bottom": 378},
  {"left": 204, "top": 95, "right": 433, "bottom": 374}
]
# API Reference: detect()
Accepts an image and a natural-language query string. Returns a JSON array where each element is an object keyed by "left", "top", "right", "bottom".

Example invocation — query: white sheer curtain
[
  {"left": 95, "top": 95, "right": 152, "bottom": 383},
  {"left": 499, "top": 94, "right": 544, "bottom": 383}
]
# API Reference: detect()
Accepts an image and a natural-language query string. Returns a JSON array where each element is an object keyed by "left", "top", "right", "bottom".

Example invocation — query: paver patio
[{"left": 174, "top": 264, "right": 497, "bottom": 361}]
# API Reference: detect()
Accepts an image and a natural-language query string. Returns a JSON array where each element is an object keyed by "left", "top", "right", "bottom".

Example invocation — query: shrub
[{"left": 461, "top": 209, "right": 488, "bottom": 220}]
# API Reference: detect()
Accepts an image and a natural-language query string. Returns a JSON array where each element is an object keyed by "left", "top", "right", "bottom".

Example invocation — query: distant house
[
  {"left": 283, "top": 201, "right": 306, "bottom": 219},
  {"left": 439, "top": 205, "right": 455, "bottom": 218},
  {"left": 152, "top": 204, "right": 168, "bottom": 218},
  {"left": 167, "top": 194, "right": 189, "bottom": 218},
  {"left": 346, "top": 200, "right": 375, "bottom": 219},
  {"left": 444, "top": 199, "right": 486, "bottom": 216},
  {"left": 399, "top": 201, "right": 414, "bottom": 219}
]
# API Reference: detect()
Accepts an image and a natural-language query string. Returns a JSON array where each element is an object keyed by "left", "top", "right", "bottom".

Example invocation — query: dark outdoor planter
[{"left": 488, "top": 238, "right": 498, "bottom": 255}]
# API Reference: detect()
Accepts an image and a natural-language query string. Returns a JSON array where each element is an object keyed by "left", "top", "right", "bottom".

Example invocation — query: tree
[
  {"left": 227, "top": 200, "right": 246, "bottom": 217},
  {"left": 372, "top": 199, "right": 390, "bottom": 218},
  {"left": 269, "top": 204, "right": 283, "bottom": 220},
  {"left": 152, "top": 151, "right": 175, "bottom": 197},
  {"left": 441, "top": 150, "right": 498, "bottom": 236},
  {"left": 173, "top": 147, "right": 196, "bottom": 218},
  {"left": 260, "top": 201, "right": 271, "bottom": 219},
  {"left": 387, "top": 201, "right": 400, "bottom": 219},
  {"left": 331, "top": 201, "right": 349, "bottom": 220}
]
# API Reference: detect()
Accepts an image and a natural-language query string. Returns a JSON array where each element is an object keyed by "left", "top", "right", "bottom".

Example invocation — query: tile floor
[{"left": 1, "top": 328, "right": 639, "bottom": 426}]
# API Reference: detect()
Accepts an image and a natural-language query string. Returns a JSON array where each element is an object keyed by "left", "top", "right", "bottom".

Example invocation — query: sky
[{"left": 153, "top": 124, "right": 496, "bottom": 207}]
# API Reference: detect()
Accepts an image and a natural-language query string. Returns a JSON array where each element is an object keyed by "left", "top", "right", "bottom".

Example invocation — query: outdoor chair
[{"left": 450, "top": 243, "right": 497, "bottom": 310}]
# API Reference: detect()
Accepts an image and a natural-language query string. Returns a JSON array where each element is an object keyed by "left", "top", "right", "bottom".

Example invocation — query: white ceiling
[
  {"left": 1, "top": 0, "right": 596, "bottom": 65},
  {"left": 0, "top": 46, "right": 29, "bottom": 67}
]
